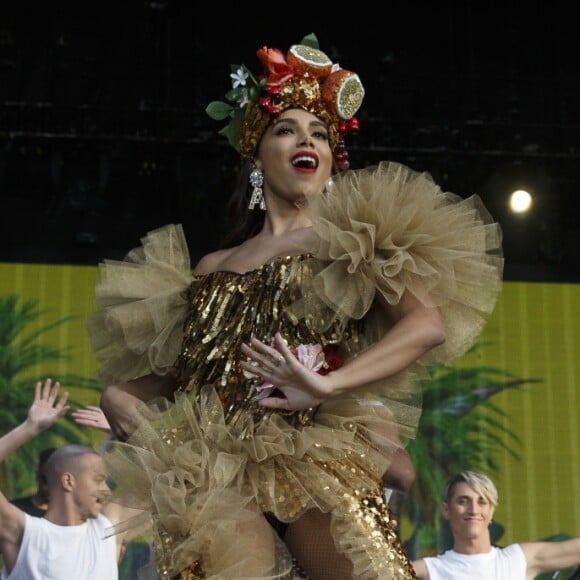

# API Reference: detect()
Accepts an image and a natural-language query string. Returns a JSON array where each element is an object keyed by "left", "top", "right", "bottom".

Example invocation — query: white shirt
[
  {"left": 423, "top": 544, "right": 527, "bottom": 580},
  {"left": 2, "top": 513, "right": 118, "bottom": 580}
]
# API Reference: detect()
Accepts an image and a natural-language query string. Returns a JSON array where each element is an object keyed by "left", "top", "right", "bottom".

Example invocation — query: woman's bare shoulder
[
  {"left": 193, "top": 229, "right": 313, "bottom": 276},
  {"left": 192, "top": 247, "right": 236, "bottom": 275}
]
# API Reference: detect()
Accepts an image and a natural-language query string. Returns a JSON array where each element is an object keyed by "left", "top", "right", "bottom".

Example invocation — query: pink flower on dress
[{"left": 253, "top": 343, "right": 325, "bottom": 401}]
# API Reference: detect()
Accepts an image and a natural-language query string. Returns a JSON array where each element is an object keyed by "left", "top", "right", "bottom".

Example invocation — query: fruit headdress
[{"left": 205, "top": 33, "right": 365, "bottom": 170}]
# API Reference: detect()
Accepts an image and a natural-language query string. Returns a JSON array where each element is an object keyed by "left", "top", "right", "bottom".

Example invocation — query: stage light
[{"left": 509, "top": 189, "right": 532, "bottom": 214}]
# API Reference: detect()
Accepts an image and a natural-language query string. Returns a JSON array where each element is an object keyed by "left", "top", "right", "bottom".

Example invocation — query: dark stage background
[{"left": 1, "top": 1, "right": 579, "bottom": 281}]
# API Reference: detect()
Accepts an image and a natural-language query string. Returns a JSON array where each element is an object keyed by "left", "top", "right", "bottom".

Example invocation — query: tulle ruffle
[
  {"left": 105, "top": 387, "right": 409, "bottom": 578},
  {"left": 290, "top": 160, "right": 503, "bottom": 366},
  {"left": 86, "top": 224, "right": 192, "bottom": 384}
]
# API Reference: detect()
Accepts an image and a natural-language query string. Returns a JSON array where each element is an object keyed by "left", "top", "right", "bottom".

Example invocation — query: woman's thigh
[{"left": 284, "top": 509, "right": 354, "bottom": 580}]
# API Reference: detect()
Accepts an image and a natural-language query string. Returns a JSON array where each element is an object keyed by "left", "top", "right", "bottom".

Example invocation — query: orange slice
[
  {"left": 322, "top": 70, "right": 365, "bottom": 119},
  {"left": 287, "top": 44, "right": 333, "bottom": 78}
]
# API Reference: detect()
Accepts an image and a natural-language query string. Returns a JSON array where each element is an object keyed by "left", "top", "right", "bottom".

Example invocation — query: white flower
[
  {"left": 236, "top": 89, "right": 250, "bottom": 107},
  {"left": 230, "top": 67, "right": 249, "bottom": 88}
]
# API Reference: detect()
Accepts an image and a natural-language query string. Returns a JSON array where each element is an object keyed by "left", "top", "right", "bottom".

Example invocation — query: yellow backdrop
[{"left": 1, "top": 262, "right": 579, "bottom": 544}]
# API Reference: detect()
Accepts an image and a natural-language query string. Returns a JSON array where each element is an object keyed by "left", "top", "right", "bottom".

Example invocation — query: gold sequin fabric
[{"left": 173, "top": 255, "right": 352, "bottom": 429}]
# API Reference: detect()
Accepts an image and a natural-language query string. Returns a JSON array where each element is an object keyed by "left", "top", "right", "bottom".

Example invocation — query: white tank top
[
  {"left": 2, "top": 513, "right": 118, "bottom": 580},
  {"left": 424, "top": 544, "right": 526, "bottom": 580}
]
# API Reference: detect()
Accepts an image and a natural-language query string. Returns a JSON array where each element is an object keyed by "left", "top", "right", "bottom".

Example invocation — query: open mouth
[{"left": 291, "top": 154, "right": 318, "bottom": 169}]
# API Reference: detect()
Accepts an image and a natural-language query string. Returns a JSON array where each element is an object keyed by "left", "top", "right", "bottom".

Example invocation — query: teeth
[{"left": 292, "top": 156, "right": 316, "bottom": 167}]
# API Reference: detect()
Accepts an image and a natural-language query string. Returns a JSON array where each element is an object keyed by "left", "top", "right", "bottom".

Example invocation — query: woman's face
[{"left": 256, "top": 108, "right": 333, "bottom": 205}]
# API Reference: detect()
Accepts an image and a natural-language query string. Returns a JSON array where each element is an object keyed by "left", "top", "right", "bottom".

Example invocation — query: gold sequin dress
[{"left": 88, "top": 162, "right": 503, "bottom": 579}]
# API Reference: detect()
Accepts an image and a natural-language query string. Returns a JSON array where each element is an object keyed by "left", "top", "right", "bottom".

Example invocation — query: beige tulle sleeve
[
  {"left": 87, "top": 224, "right": 193, "bottom": 384},
  {"left": 291, "top": 160, "right": 504, "bottom": 367}
]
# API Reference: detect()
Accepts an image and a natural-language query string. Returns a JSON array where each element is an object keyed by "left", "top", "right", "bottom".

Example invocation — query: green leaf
[
  {"left": 248, "top": 85, "right": 262, "bottom": 102},
  {"left": 300, "top": 33, "right": 319, "bottom": 49},
  {"left": 205, "top": 101, "right": 233, "bottom": 121},
  {"left": 219, "top": 122, "right": 241, "bottom": 153},
  {"left": 248, "top": 70, "right": 263, "bottom": 88}
]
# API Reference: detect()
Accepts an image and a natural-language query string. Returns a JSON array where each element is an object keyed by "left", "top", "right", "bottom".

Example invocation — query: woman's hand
[
  {"left": 71, "top": 405, "right": 112, "bottom": 434},
  {"left": 99, "top": 373, "right": 176, "bottom": 441},
  {"left": 239, "top": 332, "right": 333, "bottom": 411},
  {"left": 100, "top": 385, "right": 146, "bottom": 441}
]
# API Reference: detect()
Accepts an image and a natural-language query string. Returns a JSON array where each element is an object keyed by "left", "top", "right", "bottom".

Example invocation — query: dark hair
[
  {"left": 39, "top": 447, "right": 58, "bottom": 467},
  {"left": 38, "top": 447, "right": 58, "bottom": 484},
  {"left": 45, "top": 445, "right": 101, "bottom": 486},
  {"left": 219, "top": 159, "right": 265, "bottom": 249}
]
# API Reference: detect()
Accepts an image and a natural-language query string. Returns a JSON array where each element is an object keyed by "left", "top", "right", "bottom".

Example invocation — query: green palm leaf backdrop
[
  {"left": 0, "top": 293, "right": 106, "bottom": 497},
  {"left": 1, "top": 262, "right": 579, "bottom": 563}
]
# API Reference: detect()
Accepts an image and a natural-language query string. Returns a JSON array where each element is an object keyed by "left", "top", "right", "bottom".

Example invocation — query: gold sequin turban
[{"left": 205, "top": 34, "right": 365, "bottom": 170}]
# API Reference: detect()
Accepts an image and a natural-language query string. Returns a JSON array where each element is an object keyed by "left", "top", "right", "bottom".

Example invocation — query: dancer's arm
[
  {"left": 0, "top": 379, "right": 69, "bottom": 569},
  {"left": 522, "top": 537, "right": 580, "bottom": 577}
]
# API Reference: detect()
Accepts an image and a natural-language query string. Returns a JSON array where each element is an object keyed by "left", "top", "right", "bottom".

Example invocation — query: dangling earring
[
  {"left": 324, "top": 177, "right": 334, "bottom": 192},
  {"left": 248, "top": 167, "right": 266, "bottom": 210}
]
